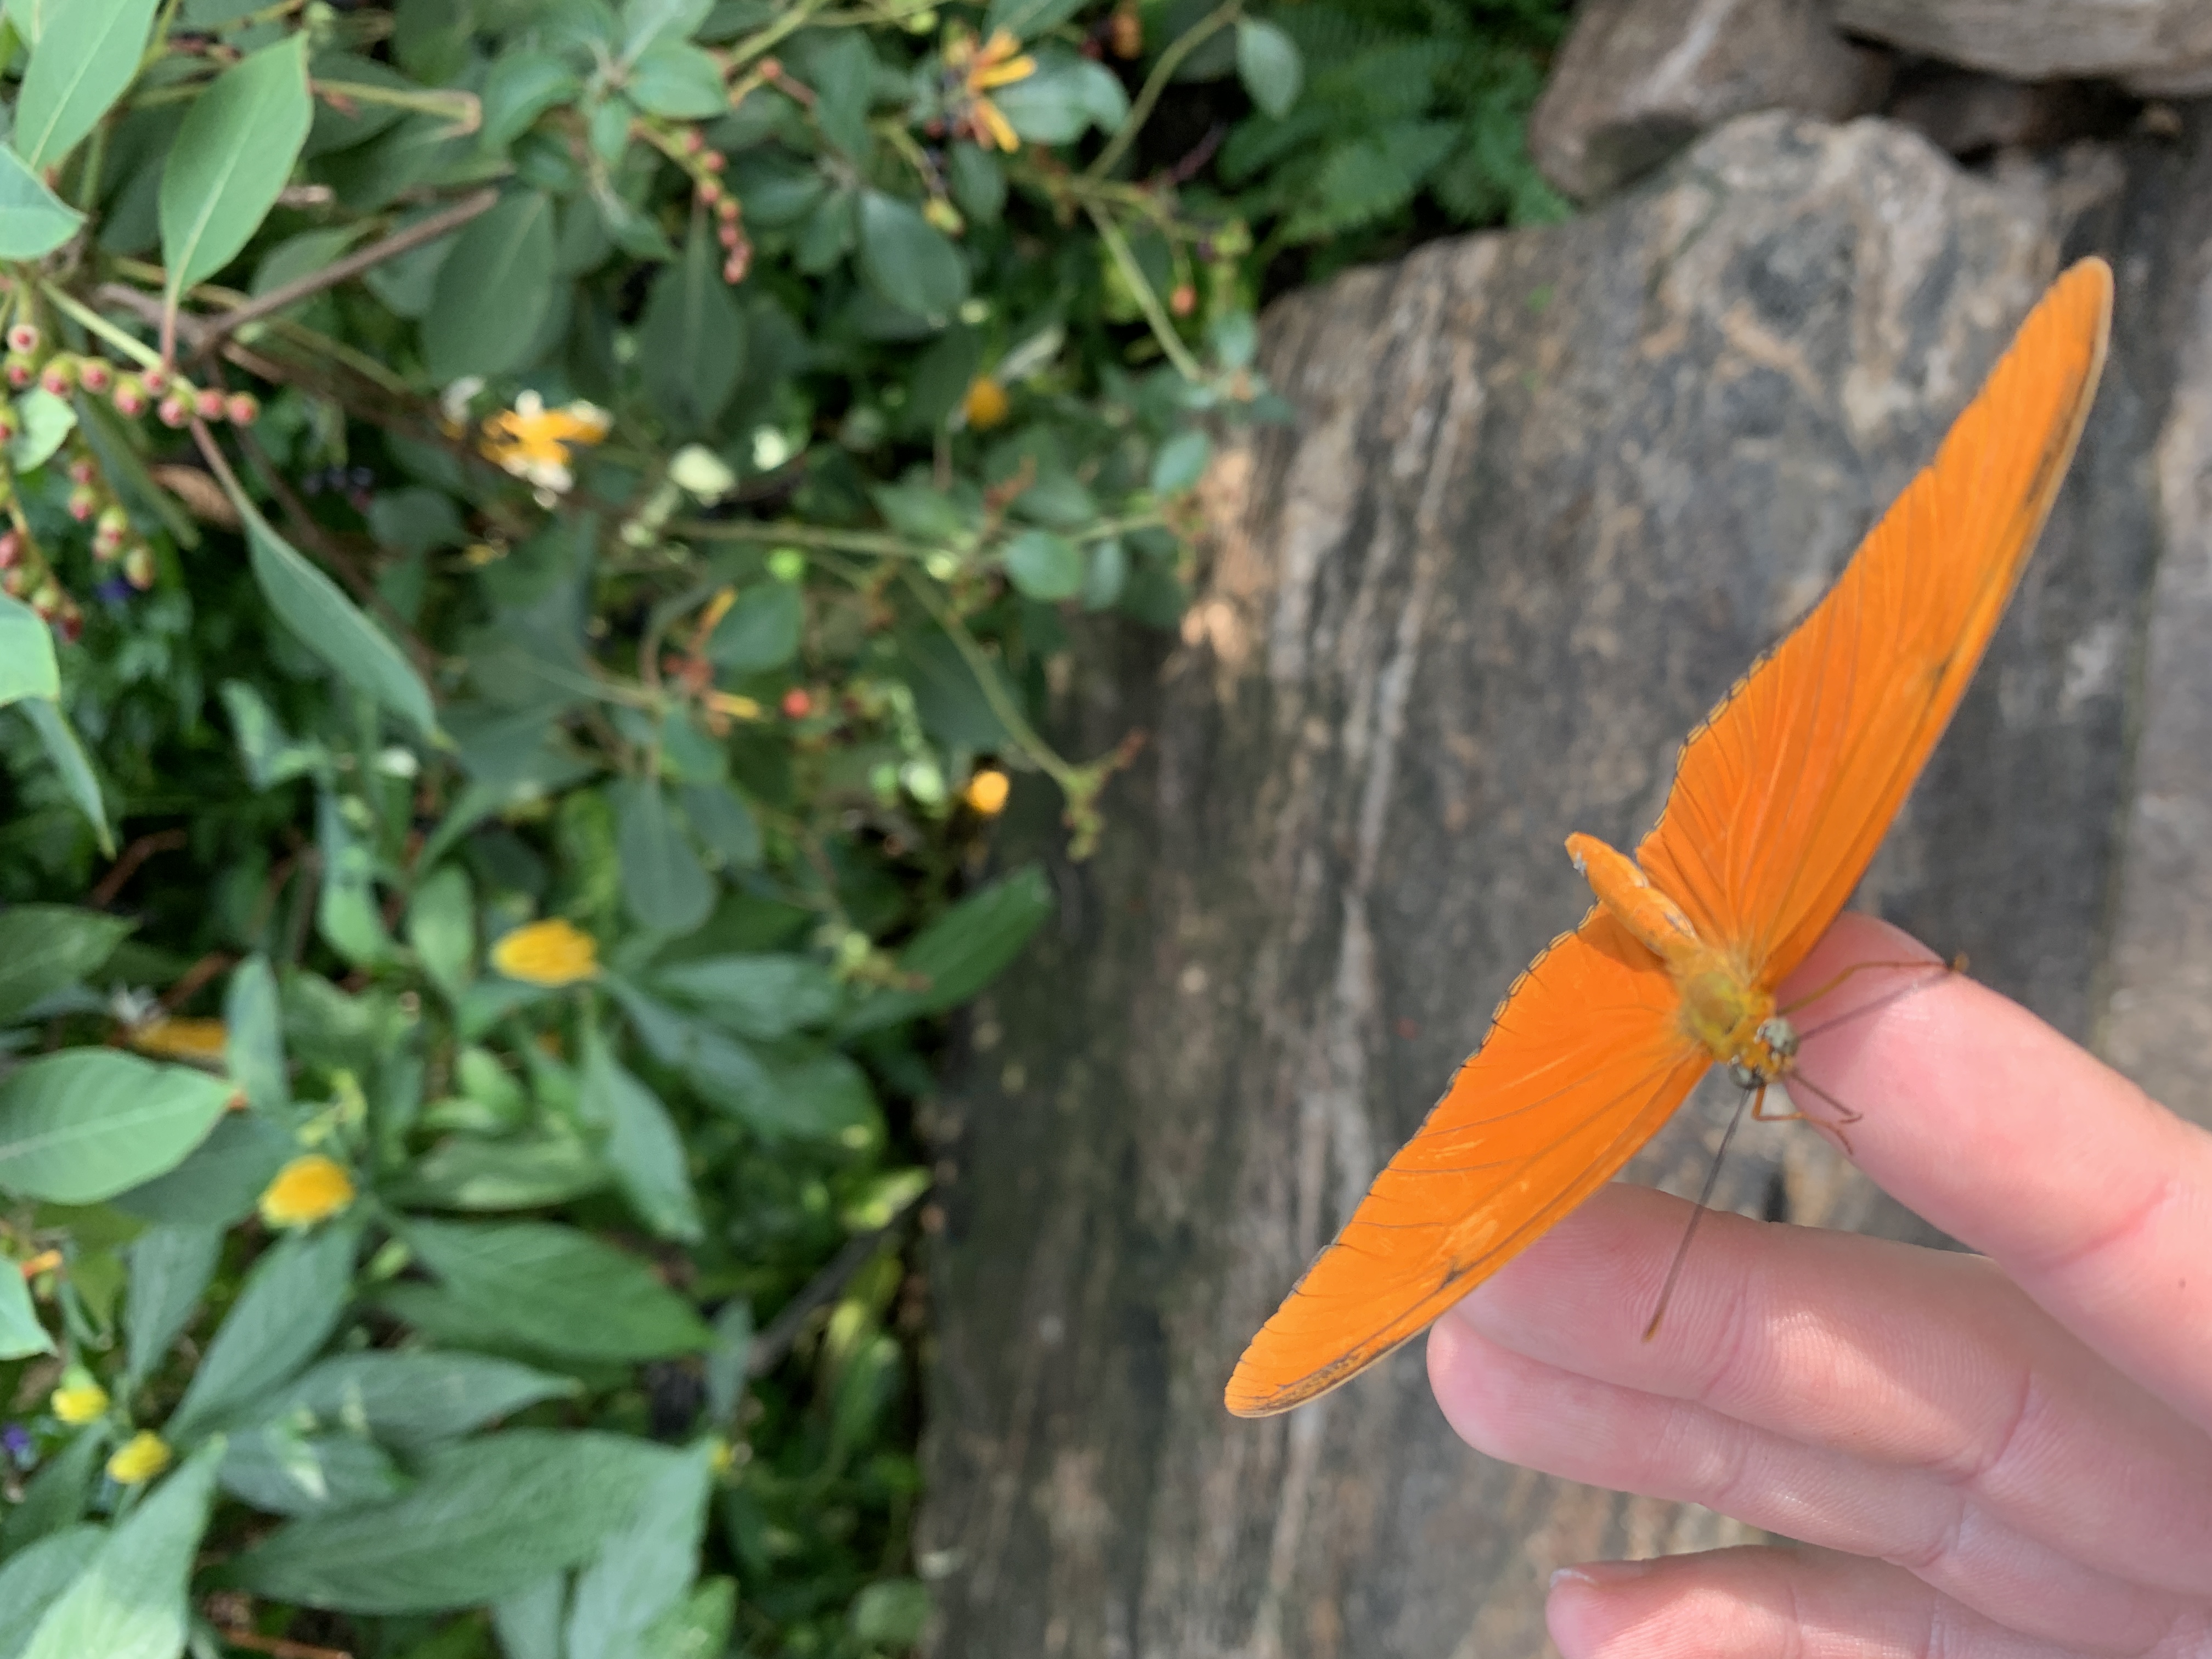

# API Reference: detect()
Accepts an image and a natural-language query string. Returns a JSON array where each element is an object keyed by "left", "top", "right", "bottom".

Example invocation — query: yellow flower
[
  {"left": 964, "top": 768, "right": 1011, "bottom": 816},
  {"left": 945, "top": 27, "right": 1035, "bottom": 152},
  {"left": 962, "top": 375, "right": 1009, "bottom": 430},
  {"left": 106, "top": 1430, "right": 171, "bottom": 1485},
  {"left": 50, "top": 1378, "right": 109, "bottom": 1425},
  {"left": 127, "top": 1016, "right": 228, "bottom": 1063},
  {"left": 258, "top": 1153, "right": 357, "bottom": 1229},
  {"left": 479, "top": 391, "right": 611, "bottom": 499},
  {"left": 490, "top": 917, "right": 600, "bottom": 986}
]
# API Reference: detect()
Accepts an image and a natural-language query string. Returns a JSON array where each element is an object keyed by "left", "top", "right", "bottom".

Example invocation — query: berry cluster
[
  {"left": 3, "top": 325, "right": 260, "bottom": 433},
  {"left": 640, "top": 121, "right": 752, "bottom": 286}
]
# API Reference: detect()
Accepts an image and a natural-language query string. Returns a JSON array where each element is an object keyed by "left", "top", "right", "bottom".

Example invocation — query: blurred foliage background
[{"left": 0, "top": 1, "right": 1566, "bottom": 1655}]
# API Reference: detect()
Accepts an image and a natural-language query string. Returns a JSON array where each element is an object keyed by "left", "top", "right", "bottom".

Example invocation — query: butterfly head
[{"left": 1726, "top": 1014, "right": 1798, "bottom": 1091}]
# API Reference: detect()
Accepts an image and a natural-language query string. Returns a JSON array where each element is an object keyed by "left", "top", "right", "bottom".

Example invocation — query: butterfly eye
[{"left": 1757, "top": 1015, "right": 1799, "bottom": 1063}]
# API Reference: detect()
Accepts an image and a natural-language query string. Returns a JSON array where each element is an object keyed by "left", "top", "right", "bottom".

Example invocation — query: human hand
[{"left": 1426, "top": 912, "right": 2212, "bottom": 1656}]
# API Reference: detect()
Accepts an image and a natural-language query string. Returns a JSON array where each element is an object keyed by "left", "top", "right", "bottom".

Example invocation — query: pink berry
[
  {"left": 194, "top": 387, "right": 226, "bottom": 421},
  {"left": 5, "top": 324, "right": 38, "bottom": 355},
  {"left": 157, "top": 393, "right": 191, "bottom": 428},
  {"left": 224, "top": 392, "right": 259, "bottom": 426},
  {"left": 111, "top": 377, "right": 147, "bottom": 417},
  {"left": 66, "top": 486, "right": 96, "bottom": 522},
  {"left": 77, "top": 358, "right": 111, "bottom": 394}
]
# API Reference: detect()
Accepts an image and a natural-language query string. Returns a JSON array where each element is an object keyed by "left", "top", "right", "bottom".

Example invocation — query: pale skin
[{"left": 1426, "top": 911, "right": 2212, "bottom": 1657}]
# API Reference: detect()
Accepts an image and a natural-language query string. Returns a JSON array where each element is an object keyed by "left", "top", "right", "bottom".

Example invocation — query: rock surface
[
  {"left": 921, "top": 105, "right": 2212, "bottom": 1657},
  {"left": 1836, "top": 0, "right": 2212, "bottom": 95},
  {"left": 1531, "top": 0, "right": 1889, "bottom": 199}
]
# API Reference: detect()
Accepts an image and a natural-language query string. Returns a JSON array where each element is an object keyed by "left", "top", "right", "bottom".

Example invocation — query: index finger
[{"left": 1781, "top": 911, "right": 2212, "bottom": 1431}]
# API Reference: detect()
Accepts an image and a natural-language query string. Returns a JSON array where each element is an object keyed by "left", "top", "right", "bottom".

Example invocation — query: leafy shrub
[{"left": 0, "top": 1, "right": 1562, "bottom": 1654}]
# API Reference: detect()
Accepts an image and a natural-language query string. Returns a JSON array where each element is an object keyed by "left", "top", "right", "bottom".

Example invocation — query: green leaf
[
  {"left": 994, "top": 53, "right": 1127, "bottom": 144},
  {"left": 0, "top": 144, "right": 83, "bottom": 258},
  {"left": 407, "top": 865, "right": 477, "bottom": 1000},
  {"left": 800, "top": 30, "right": 875, "bottom": 158},
  {"left": 111, "top": 1111, "right": 290, "bottom": 1227},
  {"left": 9, "top": 388, "right": 76, "bottom": 472},
  {"left": 842, "top": 865, "right": 1052, "bottom": 1035},
  {"left": 0, "top": 905, "right": 131, "bottom": 1025},
  {"left": 316, "top": 789, "right": 395, "bottom": 967},
  {"left": 641, "top": 1578, "right": 735, "bottom": 1659},
  {"left": 628, "top": 42, "right": 726, "bottom": 119},
  {"left": 565, "top": 1440, "right": 713, "bottom": 1659},
  {"left": 123, "top": 1222, "right": 223, "bottom": 1387},
  {"left": 0, "top": 1527, "right": 103, "bottom": 1659},
  {"left": 235, "top": 494, "right": 439, "bottom": 743},
  {"left": 264, "top": 1351, "right": 579, "bottom": 1448},
  {"left": 233, "top": 1431, "right": 679, "bottom": 1614},
  {"left": 422, "top": 188, "right": 556, "bottom": 381},
  {"left": 0, "top": 1257, "right": 53, "bottom": 1359},
  {"left": 0, "top": 1429, "right": 106, "bottom": 1556},
  {"left": 703, "top": 1300, "right": 749, "bottom": 1424},
  {"left": 615, "top": 779, "right": 715, "bottom": 935},
  {"left": 983, "top": 0, "right": 1085, "bottom": 39},
  {"left": 19, "top": 1438, "right": 222, "bottom": 1659},
  {"left": 402, "top": 1217, "right": 712, "bottom": 1359},
  {"left": 482, "top": 50, "right": 583, "bottom": 148},
  {"left": 706, "top": 582, "right": 800, "bottom": 673},
  {"left": 20, "top": 699, "right": 114, "bottom": 856},
  {"left": 223, "top": 955, "right": 290, "bottom": 1119},
  {"left": 638, "top": 218, "right": 746, "bottom": 431},
  {"left": 0, "top": 1052, "right": 232, "bottom": 1204},
  {"left": 580, "top": 1026, "right": 701, "bottom": 1243},
  {"left": 492, "top": 1577, "right": 566, "bottom": 1659},
  {"left": 1002, "top": 528, "right": 1083, "bottom": 600},
  {"left": 856, "top": 190, "right": 966, "bottom": 325},
  {"left": 1235, "top": 19, "right": 1303, "bottom": 119},
  {"left": 622, "top": 0, "right": 714, "bottom": 57},
  {"left": 158, "top": 35, "right": 313, "bottom": 303},
  {"left": 850, "top": 1578, "right": 932, "bottom": 1646},
  {"left": 170, "top": 1222, "right": 359, "bottom": 1441},
  {"left": 678, "top": 782, "right": 760, "bottom": 870},
  {"left": 0, "top": 595, "right": 59, "bottom": 706},
  {"left": 394, "top": 1129, "right": 607, "bottom": 1211},
  {"left": 219, "top": 1425, "right": 408, "bottom": 1517},
  {"left": 648, "top": 953, "right": 838, "bottom": 1039},
  {"left": 13, "top": 0, "right": 159, "bottom": 169},
  {"left": 1150, "top": 428, "right": 1211, "bottom": 494},
  {"left": 220, "top": 680, "right": 327, "bottom": 788}
]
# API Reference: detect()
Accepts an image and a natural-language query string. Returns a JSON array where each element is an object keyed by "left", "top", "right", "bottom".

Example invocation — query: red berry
[
  {"left": 37, "top": 356, "right": 75, "bottom": 394},
  {"left": 111, "top": 377, "right": 147, "bottom": 417},
  {"left": 66, "top": 456, "right": 95, "bottom": 486},
  {"left": 0, "top": 533, "right": 21, "bottom": 568},
  {"left": 66, "top": 486, "right": 96, "bottom": 521},
  {"left": 697, "top": 178, "right": 721, "bottom": 204},
  {"left": 781, "top": 687, "right": 811, "bottom": 719},
  {"left": 157, "top": 393, "right": 191, "bottom": 428},
  {"left": 194, "top": 387, "right": 226, "bottom": 420},
  {"left": 224, "top": 392, "right": 258, "bottom": 426},
  {"left": 56, "top": 609, "right": 81, "bottom": 644},
  {"left": 77, "top": 358, "right": 112, "bottom": 394},
  {"left": 5, "top": 359, "right": 32, "bottom": 389},
  {"left": 140, "top": 365, "right": 169, "bottom": 394},
  {"left": 701, "top": 150, "right": 724, "bottom": 172},
  {"left": 5, "top": 324, "right": 38, "bottom": 355}
]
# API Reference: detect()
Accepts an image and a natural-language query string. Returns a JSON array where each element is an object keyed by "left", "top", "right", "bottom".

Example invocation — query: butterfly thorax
[{"left": 1564, "top": 832, "right": 1798, "bottom": 1086}]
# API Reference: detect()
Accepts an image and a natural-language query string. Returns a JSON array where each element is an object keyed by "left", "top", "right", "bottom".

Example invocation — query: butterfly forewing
[
  {"left": 1635, "top": 259, "right": 2114, "bottom": 982},
  {"left": 1224, "top": 913, "right": 1709, "bottom": 1416}
]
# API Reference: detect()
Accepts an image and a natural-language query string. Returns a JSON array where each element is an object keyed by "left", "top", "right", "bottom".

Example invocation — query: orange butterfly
[{"left": 1225, "top": 257, "right": 2114, "bottom": 1419}]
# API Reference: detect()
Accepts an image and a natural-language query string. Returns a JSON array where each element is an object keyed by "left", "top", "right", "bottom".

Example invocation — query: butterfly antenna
[{"left": 1642, "top": 1085, "right": 1753, "bottom": 1342}]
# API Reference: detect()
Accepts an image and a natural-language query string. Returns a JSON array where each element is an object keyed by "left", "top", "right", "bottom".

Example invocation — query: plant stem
[
  {"left": 39, "top": 284, "right": 162, "bottom": 368},
  {"left": 1086, "top": 204, "right": 1204, "bottom": 380},
  {"left": 1085, "top": 0, "right": 1241, "bottom": 183},
  {"left": 729, "top": 0, "right": 837, "bottom": 67}
]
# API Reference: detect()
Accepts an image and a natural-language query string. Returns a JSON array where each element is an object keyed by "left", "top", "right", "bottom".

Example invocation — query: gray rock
[
  {"left": 1886, "top": 66, "right": 2126, "bottom": 156},
  {"left": 1836, "top": 0, "right": 2212, "bottom": 95},
  {"left": 921, "top": 106, "right": 2209, "bottom": 1654},
  {"left": 1530, "top": 0, "right": 1890, "bottom": 200}
]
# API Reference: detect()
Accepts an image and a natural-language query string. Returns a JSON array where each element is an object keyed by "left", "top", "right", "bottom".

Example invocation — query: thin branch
[
  {"left": 187, "top": 187, "right": 499, "bottom": 357},
  {"left": 89, "top": 828, "right": 188, "bottom": 908}
]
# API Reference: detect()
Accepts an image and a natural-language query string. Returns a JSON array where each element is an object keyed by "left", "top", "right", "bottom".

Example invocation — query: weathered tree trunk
[{"left": 921, "top": 108, "right": 2212, "bottom": 1656}]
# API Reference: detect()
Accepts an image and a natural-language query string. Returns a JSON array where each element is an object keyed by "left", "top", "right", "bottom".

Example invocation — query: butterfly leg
[{"left": 1753, "top": 1072, "right": 1859, "bottom": 1155}]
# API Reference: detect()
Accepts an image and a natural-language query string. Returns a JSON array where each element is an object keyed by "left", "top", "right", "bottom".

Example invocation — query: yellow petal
[
  {"left": 975, "top": 98, "right": 1020, "bottom": 153},
  {"left": 50, "top": 1379, "right": 109, "bottom": 1425},
  {"left": 490, "top": 918, "right": 600, "bottom": 986},
  {"left": 258, "top": 1154, "right": 357, "bottom": 1229},
  {"left": 127, "top": 1017, "right": 228, "bottom": 1062},
  {"left": 106, "top": 1431, "right": 172, "bottom": 1485}
]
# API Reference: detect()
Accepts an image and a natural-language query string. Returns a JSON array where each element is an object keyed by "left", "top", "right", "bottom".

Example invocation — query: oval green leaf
[
  {"left": 1002, "top": 527, "right": 1084, "bottom": 600},
  {"left": 13, "top": 0, "right": 160, "bottom": 170},
  {"left": 0, "top": 143, "right": 84, "bottom": 259},
  {"left": 422, "top": 188, "right": 556, "bottom": 381},
  {"left": 0, "top": 594, "right": 60, "bottom": 707},
  {"left": 856, "top": 190, "right": 967, "bottom": 325},
  {"left": 0, "top": 1051, "right": 233, "bottom": 1204},
  {"left": 159, "top": 34, "right": 314, "bottom": 302}
]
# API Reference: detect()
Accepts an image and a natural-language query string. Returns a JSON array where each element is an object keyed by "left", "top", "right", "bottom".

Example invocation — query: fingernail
[{"left": 1551, "top": 1559, "right": 1654, "bottom": 1591}]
